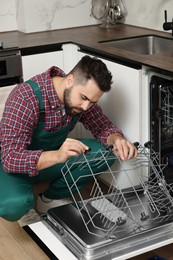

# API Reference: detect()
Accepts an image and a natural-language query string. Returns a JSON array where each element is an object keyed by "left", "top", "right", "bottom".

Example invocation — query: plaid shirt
[{"left": 0, "top": 66, "right": 122, "bottom": 176}]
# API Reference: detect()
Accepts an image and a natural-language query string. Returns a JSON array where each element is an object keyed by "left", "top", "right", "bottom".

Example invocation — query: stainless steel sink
[{"left": 99, "top": 35, "right": 173, "bottom": 55}]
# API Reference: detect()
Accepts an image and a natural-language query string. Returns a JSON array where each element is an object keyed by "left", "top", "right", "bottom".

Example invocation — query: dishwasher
[{"left": 42, "top": 142, "right": 173, "bottom": 260}]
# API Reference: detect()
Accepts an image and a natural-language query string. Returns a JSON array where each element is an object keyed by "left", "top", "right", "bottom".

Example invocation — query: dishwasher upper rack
[
  {"left": 161, "top": 87, "right": 173, "bottom": 126},
  {"left": 61, "top": 143, "right": 173, "bottom": 239}
]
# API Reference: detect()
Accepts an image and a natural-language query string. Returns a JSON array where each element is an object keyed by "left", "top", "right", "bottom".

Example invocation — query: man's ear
[{"left": 66, "top": 74, "right": 74, "bottom": 88}]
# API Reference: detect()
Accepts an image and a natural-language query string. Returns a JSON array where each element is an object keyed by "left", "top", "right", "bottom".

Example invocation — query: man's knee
[{"left": 0, "top": 193, "right": 34, "bottom": 221}]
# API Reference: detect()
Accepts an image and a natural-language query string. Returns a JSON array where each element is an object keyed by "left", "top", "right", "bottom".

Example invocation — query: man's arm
[
  {"left": 80, "top": 104, "right": 137, "bottom": 159},
  {"left": 36, "top": 138, "right": 89, "bottom": 171},
  {"left": 107, "top": 133, "right": 137, "bottom": 160}
]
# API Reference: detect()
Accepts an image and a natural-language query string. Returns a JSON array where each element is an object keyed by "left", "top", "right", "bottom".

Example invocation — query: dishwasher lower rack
[{"left": 46, "top": 143, "right": 173, "bottom": 260}]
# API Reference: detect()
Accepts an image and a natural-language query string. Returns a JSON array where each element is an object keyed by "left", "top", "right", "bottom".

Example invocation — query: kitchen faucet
[{"left": 163, "top": 10, "right": 173, "bottom": 36}]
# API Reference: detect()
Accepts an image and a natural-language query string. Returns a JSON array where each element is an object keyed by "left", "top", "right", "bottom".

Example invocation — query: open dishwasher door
[{"left": 26, "top": 143, "right": 173, "bottom": 260}]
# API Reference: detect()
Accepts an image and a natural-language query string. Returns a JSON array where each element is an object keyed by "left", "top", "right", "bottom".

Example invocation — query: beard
[{"left": 64, "top": 87, "right": 84, "bottom": 116}]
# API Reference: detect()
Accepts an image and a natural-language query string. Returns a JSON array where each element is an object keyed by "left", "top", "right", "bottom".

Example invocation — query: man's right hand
[
  {"left": 57, "top": 138, "right": 90, "bottom": 163},
  {"left": 37, "top": 138, "right": 89, "bottom": 171}
]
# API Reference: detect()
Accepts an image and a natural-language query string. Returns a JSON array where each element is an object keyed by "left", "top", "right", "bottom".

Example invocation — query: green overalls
[{"left": 0, "top": 80, "right": 114, "bottom": 221}]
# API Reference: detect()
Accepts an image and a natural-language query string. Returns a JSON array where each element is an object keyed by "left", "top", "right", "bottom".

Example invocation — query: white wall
[
  {"left": 124, "top": 0, "right": 172, "bottom": 32},
  {"left": 0, "top": 0, "right": 99, "bottom": 33},
  {"left": 0, "top": 0, "right": 17, "bottom": 32},
  {"left": 16, "top": 0, "right": 99, "bottom": 33},
  {"left": 0, "top": 0, "right": 173, "bottom": 33}
]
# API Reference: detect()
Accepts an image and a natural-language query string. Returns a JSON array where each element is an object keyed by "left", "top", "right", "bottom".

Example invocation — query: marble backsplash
[
  {"left": 124, "top": 0, "right": 172, "bottom": 33},
  {"left": 0, "top": 0, "right": 173, "bottom": 34}
]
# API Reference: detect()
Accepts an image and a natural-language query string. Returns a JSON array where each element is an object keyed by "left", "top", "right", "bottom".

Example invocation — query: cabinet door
[
  {"left": 77, "top": 51, "right": 142, "bottom": 143},
  {"left": 22, "top": 50, "right": 64, "bottom": 81},
  {"left": 76, "top": 51, "right": 142, "bottom": 189}
]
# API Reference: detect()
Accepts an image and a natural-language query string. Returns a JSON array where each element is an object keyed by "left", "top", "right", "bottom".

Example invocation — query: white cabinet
[
  {"left": 61, "top": 44, "right": 80, "bottom": 73},
  {"left": 22, "top": 44, "right": 80, "bottom": 81},
  {"left": 100, "top": 59, "right": 142, "bottom": 143},
  {"left": 22, "top": 50, "right": 64, "bottom": 81},
  {"left": 76, "top": 51, "right": 142, "bottom": 144},
  {"left": 75, "top": 51, "right": 142, "bottom": 189}
]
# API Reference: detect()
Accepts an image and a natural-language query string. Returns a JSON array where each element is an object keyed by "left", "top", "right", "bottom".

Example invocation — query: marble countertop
[{"left": 1, "top": 24, "right": 173, "bottom": 73}]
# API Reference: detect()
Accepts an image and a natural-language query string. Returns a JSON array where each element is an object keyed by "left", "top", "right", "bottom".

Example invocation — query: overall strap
[{"left": 26, "top": 79, "right": 45, "bottom": 121}]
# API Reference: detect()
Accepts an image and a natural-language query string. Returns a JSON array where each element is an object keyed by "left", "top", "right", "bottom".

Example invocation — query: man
[{"left": 0, "top": 55, "right": 137, "bottom": 221}]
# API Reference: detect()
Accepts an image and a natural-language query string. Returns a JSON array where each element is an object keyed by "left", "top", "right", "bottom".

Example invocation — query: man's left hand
[{"left": 107, "top": 134, "right": 138, "bottom": 160}]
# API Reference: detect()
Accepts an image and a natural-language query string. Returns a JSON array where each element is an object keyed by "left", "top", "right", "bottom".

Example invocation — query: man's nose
[{"left": 80, "top": 101, "right": 90, "bottom": 111}]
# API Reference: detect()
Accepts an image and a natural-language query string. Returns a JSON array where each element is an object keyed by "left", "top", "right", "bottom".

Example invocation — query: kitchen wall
[
  {"left": 124, "top": 0, "right": 172, "bottom": 32},
  {"left": 16, "top": 0, "right": 98, "bottom": 33},
  {"left": 0, "top": 0, "right": 99, "bottom": 33},
  {"left": 0, "top": 0, "right": 173, "bottom": 33},
  {"left": 0, "top": 0, "right": 17, "bottom": 32}
]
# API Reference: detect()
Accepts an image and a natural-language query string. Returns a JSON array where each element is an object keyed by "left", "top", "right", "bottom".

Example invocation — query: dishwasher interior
[
  {"left": 150, "top": 74, "right": 173, "bottom": 186},
  {"left": 46, "top": 143, "right": 173, "bottom": 260}
]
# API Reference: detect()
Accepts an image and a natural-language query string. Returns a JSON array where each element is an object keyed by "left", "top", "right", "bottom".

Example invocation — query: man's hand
[
  {"left": 107, "top": 133, "right": 138, "bottom": 160},
  {"left": 57, "top": 138, "right": 90, "bottom": 163},
  {"left": 37, "top": 138, "right": 89, "bottom": 171}
]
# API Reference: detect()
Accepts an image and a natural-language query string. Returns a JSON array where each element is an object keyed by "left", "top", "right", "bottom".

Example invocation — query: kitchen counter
[{"left": 1, "top": 23, "right": 173, "bottom": 73}]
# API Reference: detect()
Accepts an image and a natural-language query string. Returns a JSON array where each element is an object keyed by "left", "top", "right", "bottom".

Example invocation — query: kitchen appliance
[
  {"left": 150, "top": 71, "right": 173, "bottom": 185},
  {"left": 0, "top": 41, "right": 23, "bottom": 119},
  {"left": 44, "top": 143, "right": 173, "bottom": 260}
]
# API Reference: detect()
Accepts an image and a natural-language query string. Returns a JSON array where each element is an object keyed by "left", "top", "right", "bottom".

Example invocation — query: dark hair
[{"left": 68, "top": 55, "right": 112, "bottom": 92}]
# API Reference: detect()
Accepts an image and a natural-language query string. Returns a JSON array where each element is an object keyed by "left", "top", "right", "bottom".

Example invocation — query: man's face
[{"left": 64, "top": 78, "right": 103, "bottom": 116}]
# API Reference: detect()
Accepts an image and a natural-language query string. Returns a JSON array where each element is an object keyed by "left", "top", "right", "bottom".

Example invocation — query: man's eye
[{"left": 81, "top": 95, "right": 87, "bottom": 100}]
